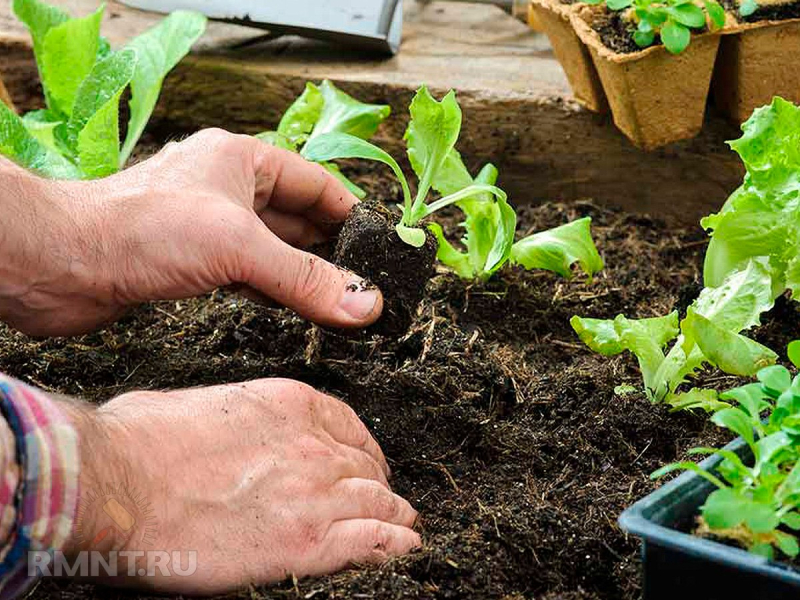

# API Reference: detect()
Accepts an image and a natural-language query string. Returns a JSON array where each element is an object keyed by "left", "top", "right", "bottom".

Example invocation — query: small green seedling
[
  {"left": 585, "top": 0, "right": 726, "bottom": 54},
  {"left": 0, "top": 0, "right": 205, "bottom": 179},
  {"left": 739, "top": 0, "right": 759, "bottom": 16},
  {"left": 256, "top": 81, "right": 390, "bottom": 199},
  {"left": 654, "top": 343, "right": 800, "bottom": 559},
  {"left": 303, "top": 86, "right": 508, "bottom": 248},
  {"left": 426, "top": 158, "right": 603, "bottom": 281},
  {"left": 572, "top": 259, "right": 778, "bottom": 408}
]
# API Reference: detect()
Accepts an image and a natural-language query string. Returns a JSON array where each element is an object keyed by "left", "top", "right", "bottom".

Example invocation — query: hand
[
  {"left": 65, "top": 379, "right": 420, "bottom": 594},
  {"left": 0, "top": 130, "right": 382, "bottom": 336}
]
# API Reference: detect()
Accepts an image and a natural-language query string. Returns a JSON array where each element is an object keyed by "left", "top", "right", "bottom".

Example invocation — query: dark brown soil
[
  {"left": 722, "top": 0, "right": 800, "bottom": 22},
  {"left": 5, "top": 155, "right": 800, "bottom": 600},
  {"left": 593, "top": 11, "right": 645, "bottom": 54},
  {"left": 592, "top": 11, "right": 708, "bottom": 54},
  {"left": 331, "top": 200, "right": 437, "bottom": 338}
]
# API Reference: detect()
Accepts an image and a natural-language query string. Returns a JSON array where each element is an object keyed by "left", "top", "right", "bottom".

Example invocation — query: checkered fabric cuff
[{"left": 0, "top": 374, "right": 79, "bottom": 598}]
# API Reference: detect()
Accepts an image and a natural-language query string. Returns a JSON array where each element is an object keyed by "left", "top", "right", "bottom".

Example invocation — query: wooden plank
[{"left": 0, "top": 0, "right": 744, "bottom": 224}]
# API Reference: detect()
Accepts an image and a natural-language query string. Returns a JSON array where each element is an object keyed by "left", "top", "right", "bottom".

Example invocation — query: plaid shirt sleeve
[{"left": 0, "top": 374, "right": 79, "bottom": 599}]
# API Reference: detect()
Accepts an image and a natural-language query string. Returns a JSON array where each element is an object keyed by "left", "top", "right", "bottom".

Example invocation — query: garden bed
[{"left": 3, "top": 155, "right": 799, "bottom": 600}]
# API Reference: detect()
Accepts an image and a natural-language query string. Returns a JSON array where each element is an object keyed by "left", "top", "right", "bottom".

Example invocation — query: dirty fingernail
[{"left": 340, "top": 277, "right": 381, "bottom": 320}]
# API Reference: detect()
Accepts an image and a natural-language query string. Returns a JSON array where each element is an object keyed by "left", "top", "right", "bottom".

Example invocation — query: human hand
[
  {"left": 0, "top": 130, "right": 382, "bottom": 336},
  {"left": 66, "top": 378, "right": 420, "bottom": 594}
]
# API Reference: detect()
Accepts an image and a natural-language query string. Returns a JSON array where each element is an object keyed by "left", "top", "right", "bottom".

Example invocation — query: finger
[
  {"left": 245, "top": 226, "right": 383, "bottom": 328},
  {"left": 313, "top": 520, "right": 421, "bottom": 575},
  {"left": 249, "top": 139, "right": 358, "bottom": 226},
  {"left": 312, "top": 393, "right": 389, "bottom": 477},
  {"left": 327, "top": 478, "right": 418, "bottom": 527},
  {"left": 259, "top": 207, "right": 328, "bottom": 248},
  {"left": 336, "top": 442, "right": 390, "bottom": 489}
]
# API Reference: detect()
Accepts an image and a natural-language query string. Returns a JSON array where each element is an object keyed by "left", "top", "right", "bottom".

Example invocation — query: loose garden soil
[
  {"left": 721, "top": 0, "right": 800, "bottom": 22},
  {"left": 6, "top": 147, "right": 800, "bottom": 600}
]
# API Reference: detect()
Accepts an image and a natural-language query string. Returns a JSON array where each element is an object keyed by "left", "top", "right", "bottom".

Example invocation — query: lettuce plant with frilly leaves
[
  {"left": 304, "top": 85, "right": 604, "bottom": 281},
  {"left": 572, "top": 259, "right": 777, "bottom": 409},
  {"left": 256, "top": 81, "right": 390, "bottom": 199},
  {"left": 703, "top": 97, "right": 800, "bottom": 302},
  {"left": 0, "top": 0, "right": 205, "bottom": 179}
]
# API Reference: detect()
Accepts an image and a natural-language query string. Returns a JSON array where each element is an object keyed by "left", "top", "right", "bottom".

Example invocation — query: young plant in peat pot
[
  {"left": 532, "top": 0, "right": 728, "bottom": 147},
  {"left": 620, "top": 345, "right": 800, "bottom": 600},
  {"left": 712, "top": 0, "right": 800, "bottom": 123},
  {"left": 303, "top": 86, "right": 508, "bottom": 336}
]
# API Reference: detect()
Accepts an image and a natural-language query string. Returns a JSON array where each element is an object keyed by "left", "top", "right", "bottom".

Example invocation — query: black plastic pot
[{"left": 619, "top": 437, "right": 800, "bottom": 600}]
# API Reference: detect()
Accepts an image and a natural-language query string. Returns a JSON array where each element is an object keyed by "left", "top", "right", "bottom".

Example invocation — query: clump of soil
[
  {"left": 6, "top": 159, "right": 800, "bottom": 599},
  {"left": 593, "top": 11, "right": 645, "bottom": 54},
  {"left": 332, "top": 200, "right": 438, "bottom": 337}
]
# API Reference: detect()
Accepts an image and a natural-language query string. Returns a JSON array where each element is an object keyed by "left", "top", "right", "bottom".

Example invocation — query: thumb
[{"left": 244, "top": 224, "right": 383, "bottom": 328}]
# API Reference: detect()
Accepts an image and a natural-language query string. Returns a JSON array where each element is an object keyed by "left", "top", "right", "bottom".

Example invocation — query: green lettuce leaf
[
  {"left": 41, "top": 4, "right": 104, "bottom": 117},
  {"left": 703, "top": 98, "right": 800, "bottom": 298},
  {"left": 278, "top": 82, "right": 323, "bottom": 144},
  {"left": 511, "top": 217, "right": 604, "bottom": 278},
  {"left": 21, "top": 109, "right": 62, "bottom": 152},
  {"left": 12, "top": 0, "right": 69, "bottom": 108},
  {"left": 67, "top": 49, "right": 137, "bottom": 178},
  {"left": 310, "top": 80, "right": 391, "bottom": 141},
  {"left": 0, "top": 101, "right": 80, "bottom": 178},
  {"left": 120, "top": 10, "right": 206, "bottom": 166},
  {"left": 404, "top": 86, "right": 463, "bottom": 222},
  {"left": 255, "top": 131, "right": 296, "bottom": 152},
  {"left": 572, "top": 259, "right": 776, "bottom": 404},
  {"left": 571, "top": 312, "right": 679, "bottom": 395}
]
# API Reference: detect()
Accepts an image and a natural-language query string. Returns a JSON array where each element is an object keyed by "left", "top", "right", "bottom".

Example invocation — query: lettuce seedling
[
  {"left": 0, "top": 0, "right": 205, "bottom": 179},
  {"left": 585, "top": 0, "right": 725, "bottom": 54},
  {"left": 654, "top": 349, "right": 800, "bottom": 559},
  {"left": 426, "top": 155, "right": 603, "bottom": 280},
  {"left": 571, "top": 259, "right": 778, "bottom": 409},
  {"left": 303, "top": 86, "right": 507, "bottom": 248},
  {"left": 256, "top": 81, "right": 390, "bottom": 199},
  {"left": 704, "top": 98, "right": 800, "bottom": 304}
]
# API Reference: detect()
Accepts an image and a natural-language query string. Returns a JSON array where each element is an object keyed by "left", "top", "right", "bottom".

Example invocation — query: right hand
[
  {"left": 67, "top": 378, "right": 420, "bottom": 594},
  {"left": 0, "top": 130, "right": 383, "bottom": 337}
]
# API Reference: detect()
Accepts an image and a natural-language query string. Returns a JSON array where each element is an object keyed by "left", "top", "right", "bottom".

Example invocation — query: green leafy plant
[
  {"left": 703, "top": 97, "right": 800, "bottom": 304},
  {"left": 0, "top": 0, "right": 206, "bottom": 179},
  {"left": 426, "top": 158, "right": 603, "bottom": 281},
  {"left": 303, "top": 86, "right": 508, "bottom": 248},
  {"left": 256, "top": 81, "right": 390, "bottom": 199},
  {"left": 585, "top": 0, "right": 726, "bottom": 54},
  {"left": 303, "top": 85, "right": 604, "bottom": 275},
  {"left": 653, "top": 345, "right": 800, "bottom": 559},
  {"left": 571, "top": 259, "right": 777, "bottom": 408}
]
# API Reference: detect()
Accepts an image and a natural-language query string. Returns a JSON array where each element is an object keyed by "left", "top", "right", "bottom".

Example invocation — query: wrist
[{"left": 0, "top": 163, "right": 114, "bottom": 334}]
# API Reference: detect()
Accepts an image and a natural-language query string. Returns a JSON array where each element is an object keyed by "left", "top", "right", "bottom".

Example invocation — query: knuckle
[
  {"left": 290, "top": 254, "right": 331, "bottom": 301},
  {"left": 368, "top": 484, "right": 398, "bottom": 519},
  {"left": 361, "top": 521, "right": 392, "bottom": 556}
]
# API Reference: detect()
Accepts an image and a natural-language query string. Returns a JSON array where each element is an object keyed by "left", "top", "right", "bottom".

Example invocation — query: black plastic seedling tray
[{"left": 619, "top": 437, "right": 800, "bottom": 600}]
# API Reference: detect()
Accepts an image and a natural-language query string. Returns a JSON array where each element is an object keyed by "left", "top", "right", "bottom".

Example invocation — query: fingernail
[{"left": 340, "top": 277, "right": 381, "bottom": 320}]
